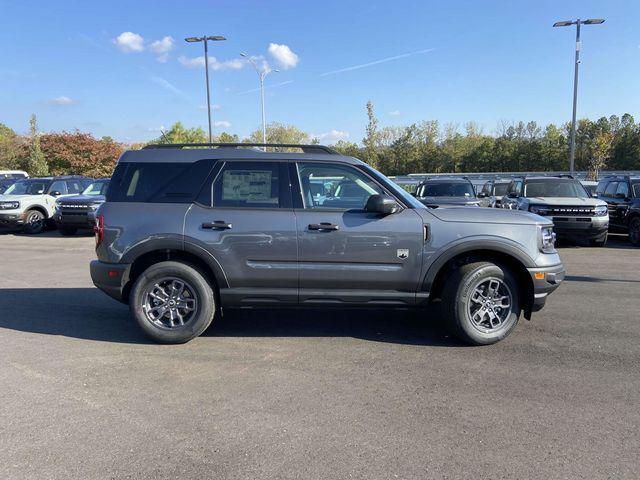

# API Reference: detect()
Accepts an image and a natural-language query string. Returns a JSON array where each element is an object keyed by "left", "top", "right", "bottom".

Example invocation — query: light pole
[
  {"left": 185, "top": 35, "right": 226, "bottom": 143},
  {"left": 553, "top": 18, "right": 604, "bottom": 175},
  {"left": 240, "top": 53, "right": 278, "bottom": 149}
]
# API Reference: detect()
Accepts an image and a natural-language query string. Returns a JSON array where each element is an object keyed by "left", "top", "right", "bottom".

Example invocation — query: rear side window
[
  {"left": 211, "top": 162, "right": 284, "bottom": 208},
  {"left": 107, "top": 161, "right": 214, "bottom": 203}
]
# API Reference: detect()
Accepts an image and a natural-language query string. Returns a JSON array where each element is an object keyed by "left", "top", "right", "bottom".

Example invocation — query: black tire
[
  {"left": 23, "top": 209, "right": 46, "bottom": 234},
  {"left": 629, "top": 217, "right": 640, "bottom": 247},
  {"left": 441, "top": 261, "right": 521, "bottom": 345},
  {"left": 58, "top": 226, "right": 78, "bottom": 236},
  {"left": 590, "top": 232, "right": 608, "bottom": 247},
  {"left": 129, "top": 261, "right": 216, "bottom": 344}
]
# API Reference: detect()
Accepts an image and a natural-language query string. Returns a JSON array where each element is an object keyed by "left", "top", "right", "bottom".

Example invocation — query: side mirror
[
  {"left": 365, "top": 194, "right": 399, "bottom": 215},
  {"left": 507, "top": 192, "right": 518, "bottom": 198},
  {"left": 477, "top": 192, "right": 487, "bottom": 198},
  {"left": 50, "top": 191, "right": 61, "bottom": 197}
]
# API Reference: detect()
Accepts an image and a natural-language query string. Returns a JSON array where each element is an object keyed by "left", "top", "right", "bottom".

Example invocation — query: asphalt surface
[{"left": 0, "top": 230, "right": 638, "bottom": 479}]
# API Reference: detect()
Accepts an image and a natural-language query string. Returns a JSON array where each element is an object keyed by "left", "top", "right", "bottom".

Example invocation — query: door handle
[
  {"left": 202, "top": 221, "right": 232, "bottom": 230},
  {"left": 308, "top": 222, "right": 339, "bottom": 231}
]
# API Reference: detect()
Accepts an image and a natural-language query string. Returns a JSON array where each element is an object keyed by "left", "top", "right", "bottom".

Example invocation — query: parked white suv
[
  {"left": 0, "top": 176, "right": 93, "bottom": 234},
  {"left": 501, "top": 176, "right": 609, "bottom": 246}
]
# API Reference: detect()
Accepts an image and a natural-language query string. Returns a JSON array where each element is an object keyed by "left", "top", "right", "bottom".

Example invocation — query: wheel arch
[
  {"left": 424, "top": 241, "right": 535, "bottom": 317},
  {"left": 25, "top": 204, "right": 49, "bottom": 218}
]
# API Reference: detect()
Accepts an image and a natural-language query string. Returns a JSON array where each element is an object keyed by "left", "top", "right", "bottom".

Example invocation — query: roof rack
[{"left": 142, "top": 142, "right": 338, "bottom": 155}]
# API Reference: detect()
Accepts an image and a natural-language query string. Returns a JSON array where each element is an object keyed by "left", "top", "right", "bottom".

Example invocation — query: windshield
[
  {"left": 524, "top": 180, "right": 588, "bottom": 198},
  {"left": 417, "top": 182, "right": 475, "bottom": 198},
  {"left": 4, "top": 179, "right": 50, "bottom": 195},
  {"left": 493, "top": 183, "right": 509, "bottom": 196},
  {"left": 83, "top": 181, "right": 109, "bottom": 196}
]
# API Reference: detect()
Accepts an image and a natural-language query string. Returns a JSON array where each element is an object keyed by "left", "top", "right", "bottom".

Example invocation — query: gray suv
[{"left": 90, "top": 143, "right": 565, "bottom": 345}]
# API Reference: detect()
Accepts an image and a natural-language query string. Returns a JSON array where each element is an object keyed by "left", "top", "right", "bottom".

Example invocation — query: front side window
[
  {"left": 212, "top": 162, "right": 282, "bottom": 208},
  {"left": 297, "top": 162, "right": 384, "bottom": 210},
  {"left": 616, "top": 181, "right": 630, "bottom": 198},
  {"left": 48, "top": 181, "right": 68, "bottom": 195}
]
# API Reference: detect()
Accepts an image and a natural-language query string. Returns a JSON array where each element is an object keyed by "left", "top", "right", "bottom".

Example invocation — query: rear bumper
[
  {"left": 527, "top": 263, "right": 566, "bottom": 312},
  {"left": 90, "top": 260, "right": 131, "bottom": 303}
]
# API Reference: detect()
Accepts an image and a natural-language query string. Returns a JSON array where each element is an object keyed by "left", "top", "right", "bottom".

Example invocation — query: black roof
[{"left": 120, "top": 143, "right": 362, "bottom": 165}]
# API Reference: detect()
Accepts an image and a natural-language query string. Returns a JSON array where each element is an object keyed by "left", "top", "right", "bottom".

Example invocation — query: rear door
[
  {"left": 613, "top": 181, "right": 632, "bottom": 228},
  {"left": 292, "top": 161, "right": 425, "bottom": 306},
  {"left": 183, "top": 160, "right": 298, "bottom": 305}
]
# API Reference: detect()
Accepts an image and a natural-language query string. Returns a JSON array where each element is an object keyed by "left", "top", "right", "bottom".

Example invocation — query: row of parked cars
[
  {"left": 410, "top": 175, "right": 640, "bottom": 247},
  {"left": 0, "top": 170, "right": 109, "bottom": 235}
]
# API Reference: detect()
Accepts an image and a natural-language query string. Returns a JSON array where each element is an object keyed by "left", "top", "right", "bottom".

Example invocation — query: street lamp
[
  {"left": 240, "top": 52, "right": 279, "bottom": 149},
  {"left": 553, "top": 18, "right": 605, "bottom": 175},
  {"left": 185, "top": 35, "right": 227, "bottom": 143}
]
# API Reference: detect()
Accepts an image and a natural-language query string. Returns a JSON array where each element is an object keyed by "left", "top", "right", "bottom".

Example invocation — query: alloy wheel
[
  {"left": 467, "top": 277, "right": 513, "bottom": 333},
  {"left": 142, "top": 277, "right": 198, "bottom": 329}
]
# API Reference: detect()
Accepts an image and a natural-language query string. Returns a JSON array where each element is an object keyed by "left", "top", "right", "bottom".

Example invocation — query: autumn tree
[
  {"left": 40, "top": 131, "right": 124, "bottom": 177},
  {"left": 362, "top": 100, "right": 380, "bottom": 168}
]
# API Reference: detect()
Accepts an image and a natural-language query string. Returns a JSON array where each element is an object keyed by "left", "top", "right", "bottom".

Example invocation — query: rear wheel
[
  {"left": 629, "top": 217, "right": 640, "bottom": 247},
  {"left": 23, "top": 209, "right": 46, "bottom": 234},
  {"left": 441, "top": 261, "right": 521, "bottom": 345},
  {"left": 130, "top": 261, "right": 216, "bottom": 343}
]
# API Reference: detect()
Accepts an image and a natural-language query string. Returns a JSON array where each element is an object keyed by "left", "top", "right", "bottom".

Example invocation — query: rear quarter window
[{"left": 107, "top": 160, "right": 214, "bottom": 203}]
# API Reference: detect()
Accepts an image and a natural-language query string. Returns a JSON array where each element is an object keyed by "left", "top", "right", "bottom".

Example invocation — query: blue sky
[{"left": 1, "top": 0, "right": 638, "bottom": 143}]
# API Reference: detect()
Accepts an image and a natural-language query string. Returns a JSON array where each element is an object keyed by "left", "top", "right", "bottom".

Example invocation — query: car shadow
[
  {"left": 556, "top": 233, "right": 634, "bottom": 250},
  {"left": 0, "top": 288, "right": 462, "bottom": 347}
]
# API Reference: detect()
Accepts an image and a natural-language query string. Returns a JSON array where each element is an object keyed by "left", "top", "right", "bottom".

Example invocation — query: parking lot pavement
[{"left": 0, "top": 230, "right": 638, "bottom": 480}]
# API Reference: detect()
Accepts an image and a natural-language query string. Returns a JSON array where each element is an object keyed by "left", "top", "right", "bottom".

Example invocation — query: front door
[
  {"left": 184, "top": 160, "right": 298, "bottom": 305},
  {"left": 292, "top": 162, "right": 425, "bottom": 306}
]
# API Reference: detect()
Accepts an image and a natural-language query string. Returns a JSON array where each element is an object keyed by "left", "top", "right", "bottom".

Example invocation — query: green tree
[
  {"left": 26, "top": 114, "right": 49, "bottom": 176},
  {"left": 0, "top": 123, "right": 25, "bottom": 170},
  {"left": 362, "top": 100, "right": 380, "bottom": 169},
  {"left": 246, "top": 122, "right": 310, "bottom": 150},
  {"left": 153, "top": 122, "right": 208, "bottom": 144}
]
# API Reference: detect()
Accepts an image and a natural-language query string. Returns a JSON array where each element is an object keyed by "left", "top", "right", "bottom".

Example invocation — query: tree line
[{"left": 1, "top": 103, "right": 639, "bottom": 179}]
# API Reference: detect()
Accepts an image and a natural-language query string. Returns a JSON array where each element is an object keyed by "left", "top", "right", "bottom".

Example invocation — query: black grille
[{"left": 61, "top": 204, "right": 89, "bottom": 216}]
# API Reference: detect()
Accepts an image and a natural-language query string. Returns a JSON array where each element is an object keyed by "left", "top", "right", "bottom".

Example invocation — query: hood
[
  {"left": 0, "top": 194, "right": 41, "bottom": 202},
  {"left": 418, "top": 196, "right": 480, "bottom": 207},
  {"left": 526, "top": 196, "right": 606, "bottom": 206},
  {"left": 424, "top": 206, "right": 549, "bottom": 225},
  {"left": 56, "top": 194, "right": 105, "bottom": 205}
]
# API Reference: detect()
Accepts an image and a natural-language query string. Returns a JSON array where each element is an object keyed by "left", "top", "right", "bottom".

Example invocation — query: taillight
[{"left": 94, "top": 214, "right": 104, "bottom": 247}]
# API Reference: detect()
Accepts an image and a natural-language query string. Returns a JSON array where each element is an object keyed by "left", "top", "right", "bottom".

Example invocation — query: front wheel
[
  {"left": 23, "top": 209, "right": 46, "bottom": 234},
  {"left": 441, "top": 261, "right": 521, "bottom": 345},
  {"left": 129, "top": 261, "right": 216, "bottom": 344},
  {"left": 629, "top": 217, "right": 640, "bottom": 247}
]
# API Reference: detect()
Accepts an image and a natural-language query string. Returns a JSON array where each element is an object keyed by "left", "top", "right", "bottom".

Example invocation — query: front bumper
[
  {"left": 527, "top": 263, "right": 566, "bottom": 313},
  {"left": 90, "top": 260, "right": 131, "bottom": 303},
  {"left": 550, "top": 216, "right": 608, "bottom": 240},
  {"left": 0, "top": 211, "right": 25, "bottom": 227},
  {"left": 54, "top": 212, "right": 96, "bottom": 229}
]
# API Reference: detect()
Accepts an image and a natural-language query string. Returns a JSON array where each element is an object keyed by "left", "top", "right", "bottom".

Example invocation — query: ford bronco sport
[
  {"left": 90, "top": 143, "right": 565, "bottom": 345},
  {"left": 595, "top": 175, "right": 640, "bottom": 247},
  {"left": 501, "top": 176, "right": 609, "bottom": 246}
]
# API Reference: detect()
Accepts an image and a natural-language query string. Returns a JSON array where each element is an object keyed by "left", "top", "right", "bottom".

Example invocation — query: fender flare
[{"left": 422, "top": 236, "right": 536, "bottom": 292}]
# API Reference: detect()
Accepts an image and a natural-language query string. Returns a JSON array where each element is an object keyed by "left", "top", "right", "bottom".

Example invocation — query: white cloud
[
  {"left": 150, "top": 36, "right": 174, "bottom": 62},
  {"left": 178, "top": 55, "right": 244, "bottom": 71},
  {"left": 311, "top": 130, "right": 349, "bottom": 143},
  {"left": 213, "top": 120, "right": 231, "bottom": 128},
  {"left": 113, "top": 32, "right": 145, "bottom": 53},
  {"left": 267, "top": 43, "right": 299, "bottom": 69},
  {"left": 389, "top": 110, "right": 401, "bottom": 116},
  {"left": 50, "top": 96, "right": 75, "bottom": 105},
  {"left": 198, "top": 104, "right": 221, "bottom": 111}
]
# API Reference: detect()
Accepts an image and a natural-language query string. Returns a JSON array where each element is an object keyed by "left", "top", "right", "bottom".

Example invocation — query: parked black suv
[
  {"left": 595, "top": 175, "right": 640, "bottom": 246},
  {"left": 54, "top": 178, "right": 110, "bottom": 235},
  {"left": 414, "top": 177, "right": 480, "bottom": 207}
]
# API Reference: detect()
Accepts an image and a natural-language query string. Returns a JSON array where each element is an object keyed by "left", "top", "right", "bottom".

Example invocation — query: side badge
[{"left": 397, "top": 249, "right": 409, "bottom": 260}]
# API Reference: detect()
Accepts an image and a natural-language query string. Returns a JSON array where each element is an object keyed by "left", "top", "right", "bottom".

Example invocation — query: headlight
[
  {"left": 529, "top": 205, "right": 549, "bottom": 215},
  {"left": 0, "top": 201, "right": 20, "bottom": 210},
  {"left": 539, "top": 225, "right": 556, "bottom": 253},
  {"left": 594, "top": 204, "right": 608, "bottom": 217}
]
